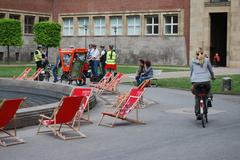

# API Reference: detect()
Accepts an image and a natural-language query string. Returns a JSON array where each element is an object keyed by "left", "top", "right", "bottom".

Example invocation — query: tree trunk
[
  {"left": 46, "top": 46, "right": 48, "bottom": 58},
  {"left": 7, "top": 45, "right": 10, "bottom": 64}
]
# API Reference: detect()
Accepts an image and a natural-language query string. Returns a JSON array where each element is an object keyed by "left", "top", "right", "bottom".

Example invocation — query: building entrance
[{"left": 210, "top": 12, "right": 227, "bottom": 66}]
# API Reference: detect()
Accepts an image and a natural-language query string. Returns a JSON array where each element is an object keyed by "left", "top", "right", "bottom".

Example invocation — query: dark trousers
[
  {"left": 101, "top": 62, "right": 106, "bottom": 75},
  {"left": 36, "top": 60, "right": 42, "bottom": 70},
  {"left": 192, "top": 82, "right": 211, "bottom": 115}
]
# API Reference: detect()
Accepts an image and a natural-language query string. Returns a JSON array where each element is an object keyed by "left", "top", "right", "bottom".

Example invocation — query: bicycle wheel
[
  {"left": 201, "top": 114, "right": 206, "bottom": 128},
  {"left": 205, "top": 113, "right": 208, "bottom": 123}
]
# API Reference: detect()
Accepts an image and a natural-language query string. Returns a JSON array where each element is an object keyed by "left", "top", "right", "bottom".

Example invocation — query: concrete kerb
[{"left": 0, "top": 78, "right": 97, "bottom": 129}]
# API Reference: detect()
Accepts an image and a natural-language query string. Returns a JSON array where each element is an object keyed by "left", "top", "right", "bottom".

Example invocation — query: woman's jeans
[{"left": 136, "top": 76, "right": 150, "bottom": 86}]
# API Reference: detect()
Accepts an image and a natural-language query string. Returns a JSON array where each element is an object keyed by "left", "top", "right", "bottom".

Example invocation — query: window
[
  {"left": 0, "top": 52, "right": 4, "bottom": 61},
  {"left": 145, "top": 16, "right": 159, "bottom": 35},
  {"left": 0, "top": 13, "right": 5, "bottom": 19},
  {"left": 39, "top": 17, "right": 49, "bottom": 22},
  {"left": 24, "top": 15, "right": 35, "bottom": 34},
  {"left": 15, "top": 52, "right": 19, "bottom": 61},
  {"left": 127, "top": 16, "right": 141, "bottom": 35},
  {"left": 93, "top": 17, "right": 105, "bottom": 35},
  {"left": 62, "top": 18, "right": 73, "bottom": 36},
  {"left": 78, "top": 17, "right": 89, "bottom": 36},
  {"left": 110, "top": 16, "right": 122, "bottom": 35},
  {"left": 164, "top": 15, "right": 179, "bottom": 35},
  {"left": 9, "top": 14, "right": 20, "bottom": 20}
]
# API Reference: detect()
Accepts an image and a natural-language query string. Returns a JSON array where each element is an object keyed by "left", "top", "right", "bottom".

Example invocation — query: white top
[
  {"left": 101, "top": 50, "right": 106, "bottom": 56},
  {"left": 91, "top": 48, "right": 100, "bottom": 60}
]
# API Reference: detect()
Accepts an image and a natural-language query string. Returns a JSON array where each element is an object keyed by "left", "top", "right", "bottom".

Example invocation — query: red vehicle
[{"left": 59, "top": 48, "right": 88, "bottom": 85}]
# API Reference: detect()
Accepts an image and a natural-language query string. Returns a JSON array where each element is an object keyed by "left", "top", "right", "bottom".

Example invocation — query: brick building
[{"left": 0, "top": 0, "right": 190, "bottom": 65}]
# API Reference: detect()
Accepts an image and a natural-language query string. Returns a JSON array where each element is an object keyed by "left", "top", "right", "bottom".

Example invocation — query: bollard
[{"left": 222, "top": 77, "right": 232, "bottom": 91}]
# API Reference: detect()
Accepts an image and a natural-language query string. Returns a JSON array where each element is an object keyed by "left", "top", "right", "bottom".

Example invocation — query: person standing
[
  {"left": 91, "top": 44, "right": 100, "bottom": 78},
  {"left": 100, "top": 45, "right": 107, "bottom": 75},
  {"left": 34, "top": 45, "right": 43, "bottom": 70},
  {"left": 105, "top": 45, "right": 117, "bottom": 73},
  {"left": 213, "top": 53, "right": 220, "bottom": 67},
  {"left": 52, "top": 53, "right": 61, "bottom": 83}
]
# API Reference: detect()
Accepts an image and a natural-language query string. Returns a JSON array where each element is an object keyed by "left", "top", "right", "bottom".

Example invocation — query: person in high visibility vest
[
  {"left": 34, "top": 45, "right": 43, "bottom": 70},
  {"left": 105, "top": 45, "right": 117, "bottom": 72}
]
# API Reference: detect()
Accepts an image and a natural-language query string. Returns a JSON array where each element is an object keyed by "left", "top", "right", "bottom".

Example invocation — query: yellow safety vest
[
  {"left": 106, "top": 50, "right": 116, "bottom": 64},
  {"left": 34, "top": 49, "right": 42, "bottom": 62}
]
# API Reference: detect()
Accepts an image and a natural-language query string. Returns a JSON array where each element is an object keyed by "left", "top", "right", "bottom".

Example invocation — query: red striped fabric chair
[
  {"left": 98, "top": 88, "right": 145, "bottom": 128},
  {"left": 70, "top": 87, "right": 93, "bottom": 125},
  {"left": 37, "top": 96, "right": 86, "bottom": 140},
  {"left": 0, "top": 98, "right": 25, "bottom": 147}
]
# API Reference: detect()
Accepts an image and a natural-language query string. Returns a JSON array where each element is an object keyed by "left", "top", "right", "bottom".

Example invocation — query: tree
[
  {"left": 0, "top": 19, "right": 23, "bottom": 64},
  {"left": 33, "top": 22, "right": 61, "bottom": 57}
]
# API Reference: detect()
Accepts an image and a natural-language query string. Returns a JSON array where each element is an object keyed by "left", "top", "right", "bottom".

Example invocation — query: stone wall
[{"left": 61, "top": 36, "right": 187, "bottom": 65}]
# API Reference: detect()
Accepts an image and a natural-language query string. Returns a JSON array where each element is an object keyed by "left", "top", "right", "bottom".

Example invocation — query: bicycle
[{"left": 194, "top": 83, "right": 212, "bottom": 128}]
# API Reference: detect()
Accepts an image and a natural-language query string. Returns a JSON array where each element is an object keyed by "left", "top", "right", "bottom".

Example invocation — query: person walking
[
  {"left": 34, "top": 45, "right": 43, "bottom": 70},
  {"left": 105, "top": 45, "right": 117, "bottom": 74},
  {"left": 100, "top": 45, "right": 107, "bottom": 75}
]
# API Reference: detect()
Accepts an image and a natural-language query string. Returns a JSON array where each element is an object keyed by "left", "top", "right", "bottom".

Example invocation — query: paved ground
[{"left": 1, "top": 84, "right": 240, "bottom": 160}]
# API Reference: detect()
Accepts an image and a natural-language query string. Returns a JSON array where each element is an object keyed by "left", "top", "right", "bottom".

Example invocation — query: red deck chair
[
  {"left": 70, "top": 87, "right": 93, "bottom": 125},
  {"left": 37, "top": 96, "right": 86, "bottom": 140},
  {"left": 98, "top": 88, "right": 145, "bottom": 128},
  {"left": 89, "top": 72, "right": 112, "bottom": 89},
  {"left": 0, "top": 98, "right": 25, "bottom": 147},
  {"left": 27, "top": 68, "right": 43, "bottom": 80},
  {"left": 113, "top": 79, "right": 150, "bottom": 107},
  {"left": 97, "top": 73, "right": 124, "bottom": 96},
  {"left": 14, "top": 67, "right": 32, "bottom": 80}
]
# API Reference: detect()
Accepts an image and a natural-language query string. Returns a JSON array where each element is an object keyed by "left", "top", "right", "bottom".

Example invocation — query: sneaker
[{"left": 53, "top": 80, "right": 58, "bottom": 83}]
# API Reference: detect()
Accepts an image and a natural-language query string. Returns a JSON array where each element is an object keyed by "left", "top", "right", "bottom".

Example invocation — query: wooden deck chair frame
[
  {"left": 27, "top": 68, "right": 43, "bottom": 80},
  {"left": 0, "top": 98, "right": 26, "bottom": 147},
  {"left": 70, "top": 87, "right": 93, "bottom": 125},
  {"left": 37, "top": 96, "right": 86, "bottom": 140},
  {"left": 90, "top": 72, "right": 112, "bottom": 89},
  {"left": 98, "top": 88, "right": 145, "bottom": 128},
  {"left": 14, "top": 67, "right": 32, "bottom": 80},
  {"left": 112, "top": 80, "right": 150, "bottom": 108},
  {"left": 97, "top": 73, "right": 124, "bottom": 96}
]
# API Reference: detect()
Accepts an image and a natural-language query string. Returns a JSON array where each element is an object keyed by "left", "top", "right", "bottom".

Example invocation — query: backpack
[{"left": 100, "top": 50, "right": 107, "bottom": 62}]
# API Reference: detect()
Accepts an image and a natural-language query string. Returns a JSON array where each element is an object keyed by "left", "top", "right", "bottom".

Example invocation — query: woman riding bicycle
[{"left": 190, "top": 48, "right": 215, "bottom": 120}]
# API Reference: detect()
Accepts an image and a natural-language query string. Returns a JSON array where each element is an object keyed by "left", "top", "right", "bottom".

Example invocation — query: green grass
[
  {"left": 0, "top": 65, "right": 35, "bottom": 77},
  {"left": 156, "top": 75, "right": 240, "bottom": 95},
  {"left": 0, "top": 64, "right": 189, "bottom": 77},
  {"left": 117, "top": 65, "right": 189, "bottom": 73}
]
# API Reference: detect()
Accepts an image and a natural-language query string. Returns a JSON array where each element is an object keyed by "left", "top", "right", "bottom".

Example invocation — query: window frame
[
  {"left": 62, "top": 17, "right": 74, "bottom": 36},
  {"left": 145, "top": 15, "right": 159, "bottom": 35},
  {"left": 127, "top": 15, "right": 141, "bottom": 36},
  {"left": 110, "top": 16, "right": 123, "bottom": 36},
  {"left": 78, "top": 17, "right": 89, "bottom": 36},
  {"left": 39, "top": 16, "right": 49, "bottom": 22},
  {"left": 24, "top": 15, "right": 35, "bottom": 34},
  {"left": 163, "top": 14, "right": 179, "bottom": 36},
  {"left": 93, "top": 17, "right": 106, "bottom": 36}
]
